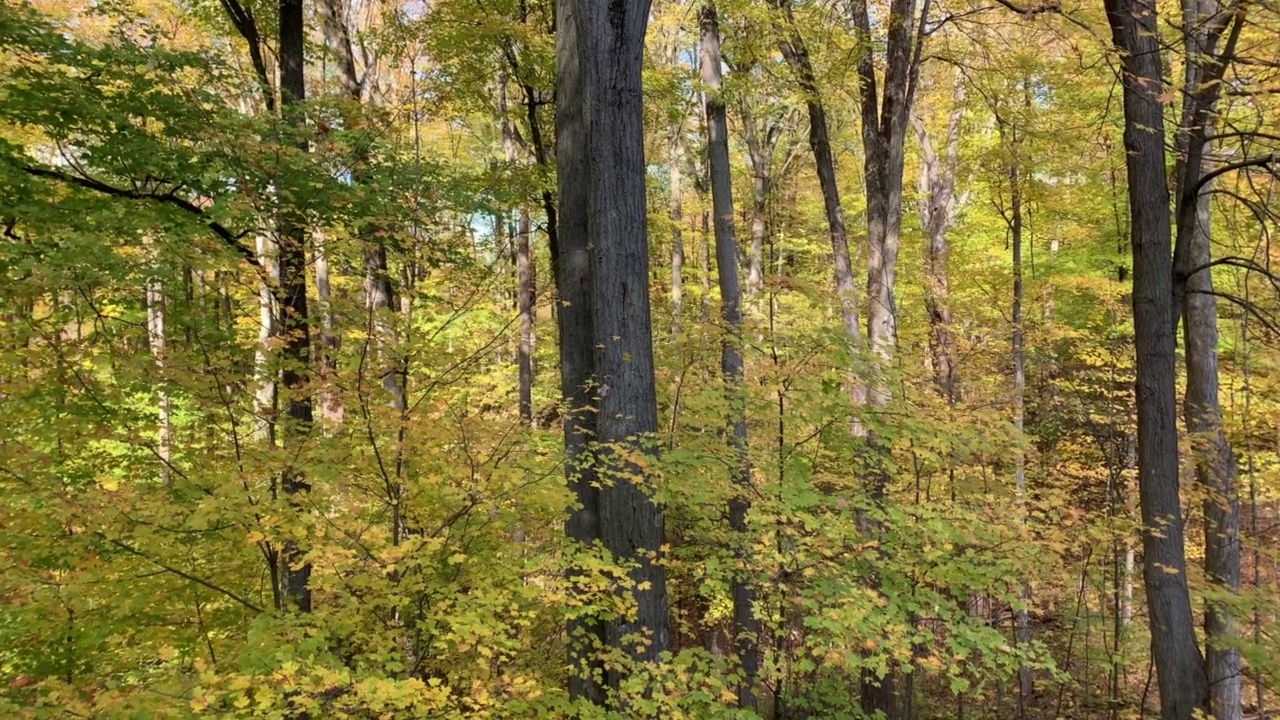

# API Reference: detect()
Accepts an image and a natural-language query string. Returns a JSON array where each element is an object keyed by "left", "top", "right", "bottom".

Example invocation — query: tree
[
  {"left": 1103, "top": 0, "right": 1210, "bottom": 714},
  {"left": 700, "top": 2, "right": 759, "bottom": 707},
  {"left": 556, "top": 0, "right": 668, "bottom": 702}
]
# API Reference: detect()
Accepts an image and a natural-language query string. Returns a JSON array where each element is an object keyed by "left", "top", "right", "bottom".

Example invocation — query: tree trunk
[
  {"left": 1104, "top": 0, "right": 1209, "bottom": 714},
  {"left": 1173, "top": 2, "right": 1244, "bottom": 715},
  {"left": 701, "top": 4, "right": 759, "bottom": 708},
  {"left": 772, "top": 2, "right": 862, "bottom": 349},
  {"left": 555, "top": 0, "right": 605, "bottom": 701},
  {"left": 911, "top": 79, "right": 964, "bottom": 403},
  {"left": 253, "top": 234, "right": 278, "bottom": 446},
  {"left": 143, "top": 236, "right": 172, "bottom": 486},
  {"left": 314, "top": 230, "right": 342, "bottom": 428},
  {"left": 1182, "top": 187, "right": 1243, "bottom": 720},
  {"left": 1007, "top": 139, "right": 1033, "bottom": 711},
  {"left": 670, "top": 128, "right": 685, "bottom": 333},
  {"left": 576, "top": 0, "right": 669, "bottom": 691},
  {"left": 277, "top": 0, "right": 313, "bottom": 613}
]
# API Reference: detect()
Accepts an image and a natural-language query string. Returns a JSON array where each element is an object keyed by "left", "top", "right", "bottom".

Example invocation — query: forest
[{"left": 0, "top": 0, "right": 1277, "bottom": 718}]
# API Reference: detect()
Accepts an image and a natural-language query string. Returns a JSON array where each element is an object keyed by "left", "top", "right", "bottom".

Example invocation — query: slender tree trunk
[
  {"left": 143, "top": 236, "right": 172, "bottom": 486},
  {"left": 1104, "top": 0, "right": 1209, "bottom": 714},
  {"left": 701, "top": 4, "right": 759, "bottom": 708},
  {"left": 1173, "top": 3, "right": 1245, "bottom": 716},
  {"left": 499, "top": 75, "right": 536, "bottom": 425},
  {"left": 1181, "top": 187, "right": 1243, "bottom": 720},
  {"left": 314, "top": 230, "right": 342, "bottom": 428},
  {"left": 277, "top": 0, "right": 313, "bottom": 613},
  {"left": 253, "top": 234, "right": 278, "bottom": 445},
  {"left": 517, "top": 207, "right": 535, "bottom": 425},
  {"left": 911, "top": 80, "right": 964, "bottom": 403},
  {"left": 670, "top": 129, "right": 685, "bottom": 333},
  {"left": 772, "top": 3, "right": 862, "bottom": 350},
  {"left": 1007, "top": 143, "right": 1033, "bottom": 711}
]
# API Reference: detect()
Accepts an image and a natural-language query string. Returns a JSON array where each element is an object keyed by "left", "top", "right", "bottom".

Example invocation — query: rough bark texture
[
  {"left": 1104, "top": 0, "right": 1210, "bottom": 714},
  {"left": 555, "top": 0, "right": 605, "bottom": 701},
  {"left": 701, "top": 4, "right": 759, "bottom": 708},
  {"left": 577, "top": 0, "right": 669, "bottom": 689},
  {"left": 911, "top": 83, "right": 963, "bottom": 403}
]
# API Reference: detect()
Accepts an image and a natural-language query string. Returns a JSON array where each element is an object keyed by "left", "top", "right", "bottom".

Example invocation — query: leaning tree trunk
[
  {"left": 772, "top": 0, "right": 865, "bottom": 415},
  {"left": 1104, "top": 0, "right": 1209, "bottom": 714},
  {"left": 701, "top": 3, "right": 760, "bottom": 708}
]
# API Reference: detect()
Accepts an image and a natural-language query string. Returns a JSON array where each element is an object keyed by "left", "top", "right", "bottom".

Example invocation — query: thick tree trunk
[
  {"left": 701, "top": 4, "right": 759, "bottom": 708},
  {"left": 555, "top": 0, "right": 605, "bottom": 701},
  {"left": 577, "top": 0, "right": 669, "bottom": 690},
  {"left": 1104, "top": 0, "right": 1209, "bottom": 714}
]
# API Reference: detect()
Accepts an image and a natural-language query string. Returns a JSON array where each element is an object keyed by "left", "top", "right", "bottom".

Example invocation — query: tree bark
[
  {"left": 669, "top": 128, "right": 685, "bottom": 333},
  {"left": 143, "top": 236, "right": 172, "bottom": 486},
  {"left": 701, "top": 4, "right": 759, "bottom": 708},
  {"left": 314, "top": 230, "right": 342, "bottom": 428},
  {"left": 576, "top": 0, "right": 669, "bottom": 690},
  {"left": 1173, "top": 4, "right": 1245, "bottom": 716},
  {"left": 555, "top": 0, "right": 605, "bottom": 701},
  {"left": 771, "top": 2, "right": 862, "bottom": 350},
  {"left": 1104, "top": 0, "right": 1210, "bottom": 714},
  {"left": 911, "top": 79, "right": 964, "bottom": 403},
  {"left": 277, "top": 0, "right": 313, "bottom": 613}
]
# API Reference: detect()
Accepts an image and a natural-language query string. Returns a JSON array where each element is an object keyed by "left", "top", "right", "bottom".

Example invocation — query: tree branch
[
  {"left": 21, "top": 166, "right": 261, "bottom": 270},
  {"left": 98, "top": 534, "right": 264, "bottom": 613}
]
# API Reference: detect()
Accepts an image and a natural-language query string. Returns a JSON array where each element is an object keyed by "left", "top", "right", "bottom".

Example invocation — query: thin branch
[
  {"left": 21, "top": 166, "right": 261, "bottom": 270},
  {"left": 1194, "top": 153, "right": 1280, "bottom": 194},
  {"left": 99, "top": 535, "right": 264, "bottom": 613}
]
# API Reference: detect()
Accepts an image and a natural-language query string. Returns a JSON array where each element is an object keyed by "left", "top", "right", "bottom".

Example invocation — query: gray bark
[
  {"left": 911, "top": 80, "right": 964, "bottom": 403},
  {"left": 1104, "top": 0, "right": 1210, "bottom": 714},
  {"left": 669, "top": 129, "right": 685, "bottom": 332},
  {"left": 555, "top": 0, "right": 605, "bottom": 701},
  {"left": 577, "top": 0, "right": 669, "bottom": 689},
  {"left": 1174, "top": 2, "right": 1245, "bottom": 716},
  {"left": 314, "top": 230, "right": 342, "bottom": 428},
  {"left": 143, "top": 236, "right": 172, "bottom": 486},
  {"left": 253, "top": 234, "right": 278, "bottom": 445},
  {"left": 701, "top": 4, "right": 759, "bottom": 708},
  {"left": 1182, "top": 189, "right": 1243, "bottom": 720}
]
